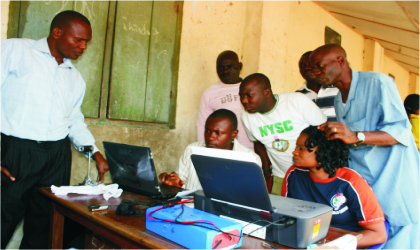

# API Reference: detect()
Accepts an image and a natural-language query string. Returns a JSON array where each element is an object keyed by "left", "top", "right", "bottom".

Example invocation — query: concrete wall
[
  {"left": 257, "top": 1, "right": 366, "bottom": 94},
  {"left": 1, "top": 1, "right": 418, "bottom": 185},
  {"left": 409, "top": 73, "right": 419, "bottom": 95},
  {"left": 1, "top": 1, "right": 9, "bottom": 40},
  {"left": 382, "top": 55, "right": 411, "bottom": 100}
]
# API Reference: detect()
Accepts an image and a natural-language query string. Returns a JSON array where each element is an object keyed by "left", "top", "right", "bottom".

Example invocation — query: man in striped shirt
[{"left": 296, "top": 51, "right": 339, "bottom": 121}]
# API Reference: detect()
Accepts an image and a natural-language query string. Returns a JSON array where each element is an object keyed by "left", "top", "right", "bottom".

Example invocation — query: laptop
[
  {"left": 191, "top": 154, "right": 273, "bottom": 212},
  {"left": 103, "top": 141, "right": 183, "bottom": 199}
]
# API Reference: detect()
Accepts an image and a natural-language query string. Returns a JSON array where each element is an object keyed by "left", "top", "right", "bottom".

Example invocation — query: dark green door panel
[
  {"left": 107, "top": 1, "right": 153, "bottom": 121},
  {"left": 144, "top": 1, "right": 179, "bottom": 123}
]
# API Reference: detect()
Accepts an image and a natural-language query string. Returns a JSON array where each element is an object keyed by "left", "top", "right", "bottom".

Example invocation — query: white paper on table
[
  {"left": 50, "top": 184, "right": 123, "bottom": 200},
  {"left": 310, "top": 234, "right": 357, "bottom": 250}
]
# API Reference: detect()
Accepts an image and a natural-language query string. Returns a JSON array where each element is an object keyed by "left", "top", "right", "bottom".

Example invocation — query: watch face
[{"left": 357, "top": 132, "right": 365, "bottom": 142}]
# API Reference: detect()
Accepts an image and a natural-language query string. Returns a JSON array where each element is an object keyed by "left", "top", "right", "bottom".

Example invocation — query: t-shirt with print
[
  {"left": 241, "top": 93, "right": 326, "bottom": 178},
  {"left": 196, "top": 81, "right": 253, "bottom": 150},
  {"left": 282, "top": 166, "right": 385, "bottom": 232}
]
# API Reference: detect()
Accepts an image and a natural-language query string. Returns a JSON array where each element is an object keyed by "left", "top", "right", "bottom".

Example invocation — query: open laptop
[
  {"left": 191, "top": 154, "right": 273, "bottom": 212},
  {"left": 103, "top": 141, "right": 183, "bottom": 199}
]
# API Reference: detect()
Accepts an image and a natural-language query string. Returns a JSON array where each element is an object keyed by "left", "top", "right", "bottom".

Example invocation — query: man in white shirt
[
  {"left": 160, "top": 109, "right": 261, "bottom": 190},
  {"left": 196, "top": 51, "right": 253, "bottom": 149},
  {"left": 1, "top": 11, "right": 108, "bottom": 249},
  {"left": 296, "top": 51, "right": 339, "bottom": 121},
  {"left": 239, "top": 73, "right": 326, "bottom": 195}
]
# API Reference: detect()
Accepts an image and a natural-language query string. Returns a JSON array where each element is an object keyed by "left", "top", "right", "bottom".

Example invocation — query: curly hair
[{"left": 301, "top": 126, "right": 349, "bottom": 178}]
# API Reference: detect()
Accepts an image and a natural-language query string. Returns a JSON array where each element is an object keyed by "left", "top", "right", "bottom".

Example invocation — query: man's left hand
[
  {"left": 93, "top": 152, "right": 109, "bottom": 184},
  {"left": 318, "top": 122, "right": 358, "bottom": 144}
]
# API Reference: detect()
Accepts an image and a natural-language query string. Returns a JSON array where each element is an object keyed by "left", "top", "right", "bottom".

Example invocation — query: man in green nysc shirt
[{"left": 239, "top": 73, "right": 327, "bottom": 195}]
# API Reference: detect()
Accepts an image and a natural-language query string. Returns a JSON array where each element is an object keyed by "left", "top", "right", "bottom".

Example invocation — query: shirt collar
[
  {"left": 260, "top": 94, "right": 279, "bottom": 115},
  {"left": 32, "top": 37, "right": 75, "bottom": 68},
  {"left": 232, "top": 138, "right": 240, "bottom": 151},
  {"left": 346, "top": 69, "right": 359, "bottom": 104}
]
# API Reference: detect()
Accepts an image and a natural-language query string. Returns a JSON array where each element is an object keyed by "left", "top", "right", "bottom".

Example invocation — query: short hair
[
  {"left": 404, "top": 94, "right": 419, "bottom": 115},
  {"left": 242, "top": 73, "right": 271, "bottom": 90},
  {"left": 302, "top": 51, "right": 312, "bottom": 57},
  {"left": 50, "top": 10, "right": 90, "bottom": 34},
  {"left": 301, "top": 126, "right": 349, "bottom": 178},
  {"left": 207, "top": 109, "right": 238, "bottom": 130}
]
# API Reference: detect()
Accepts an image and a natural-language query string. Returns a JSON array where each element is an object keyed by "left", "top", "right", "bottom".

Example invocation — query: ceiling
[{"left": 315, "top": 1, "right": 419, "bottom": 75}]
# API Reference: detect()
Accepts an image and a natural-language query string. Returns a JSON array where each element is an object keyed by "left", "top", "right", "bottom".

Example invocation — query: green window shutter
[
  {"left": 73, "top": 1, "right": 109, "bottom": 118},
  {"left": 144, "top": 1, "right": 180, "bottom": 123},
  {"left": 107, "top": 1, "right": 153, "bottom": 121}
]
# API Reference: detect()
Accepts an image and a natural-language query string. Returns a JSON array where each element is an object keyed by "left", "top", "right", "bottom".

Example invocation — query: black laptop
[
  {"left": 103, "top": 141, "right": 183, "bottom": 199},
  {"left": 191, "top": 153, "right": 273, "bottom": 212}
]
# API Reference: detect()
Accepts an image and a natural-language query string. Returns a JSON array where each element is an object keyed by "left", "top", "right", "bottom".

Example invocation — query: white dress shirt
[
  {"left": 176, "top": 139, "right": 262, "bottom": 190},
  {"left": 1, "top": 38, "right": 98, "bottom": 153}
]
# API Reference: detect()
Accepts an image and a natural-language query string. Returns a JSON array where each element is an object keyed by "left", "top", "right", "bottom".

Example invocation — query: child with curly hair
[{"left": 282, "top": 126, "right": 387, "bottom": 248}]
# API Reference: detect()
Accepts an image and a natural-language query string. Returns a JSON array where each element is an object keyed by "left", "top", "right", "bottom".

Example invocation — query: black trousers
[{"left": 1, "top": 134, "right": 71, "bottom": 249}]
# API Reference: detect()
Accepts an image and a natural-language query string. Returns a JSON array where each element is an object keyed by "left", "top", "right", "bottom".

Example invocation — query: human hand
[
  {"left": 159, "top": 172, "right": 185, "bottom": 188},
  {"left": 93, "top": 152, "right": 109, "bottom": 184},
  {"left": 318, "top": 122, "right": 358, "bottom": 144},
  {"left": 1, "top": 166, "right": 15, "bottom": 181}
]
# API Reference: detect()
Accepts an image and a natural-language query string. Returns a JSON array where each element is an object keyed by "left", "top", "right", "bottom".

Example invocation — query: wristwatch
[
  {"left": 263, "top": 169, "right": 272, "bottom": 174},
  {"left": 356, "top": 132, "right": 365, "bottom": 145}
]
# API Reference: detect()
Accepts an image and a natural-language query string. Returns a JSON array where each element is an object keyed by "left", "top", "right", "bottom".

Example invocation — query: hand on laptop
[{"left": 159, "top": 172, "right": 185, "bottom": 188}]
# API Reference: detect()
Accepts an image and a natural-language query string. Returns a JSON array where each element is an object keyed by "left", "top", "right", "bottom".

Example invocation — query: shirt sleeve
[
  {"left": 254, "top": 153, "right": 262, "bottom": 167},
  {"left": 281, "top": 166, "right": 295, "bottom": 197},
  {"left": 295, "top": 93, "right": 327, "bottom": 125},
  {"left": 344, "top": 170, "right": 385, "bottom": 226},
  {"left": 175, "top": 144, "right": 193, "bottom": 187},
  {"left": 241, "top": 111, "right": 257, "bottom": 141},
  {"left": 196, "top": 88, "right": 214, "bottom": 141},
  {"left": 67, "top": 74, "right": 99, "bottom": 155},
  {"left": 376, "top": 76, "right": 412, "bottom": 146},
  {"left": 1, "top": 40, "right": 14, "bottom": 86}
]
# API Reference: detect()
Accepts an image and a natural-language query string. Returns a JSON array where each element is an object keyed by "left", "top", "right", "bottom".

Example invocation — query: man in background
[
  {"left": 296, "top": 51, "right": 339, "bottom": 121},
  {"left": 196, "top": 50, "right": 253, "bottom": 150}
]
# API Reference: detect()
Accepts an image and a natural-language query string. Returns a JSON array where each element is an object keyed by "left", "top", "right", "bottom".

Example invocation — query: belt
[{"left": 1, "top": 133, "right": 68, "bottom": 144}]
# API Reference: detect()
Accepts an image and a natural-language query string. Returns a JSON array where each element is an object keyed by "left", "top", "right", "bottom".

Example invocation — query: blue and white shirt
[{"left": 335, "top": 70, "right": 419, "bottom": 227}]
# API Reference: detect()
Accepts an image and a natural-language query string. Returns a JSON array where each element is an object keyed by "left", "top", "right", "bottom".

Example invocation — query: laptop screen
[
  {"left": 103, "top": 141, "right": 160, "bottom": 196},
  {"left": 191, "top": 152, "right": 273, "bottom": 212}
]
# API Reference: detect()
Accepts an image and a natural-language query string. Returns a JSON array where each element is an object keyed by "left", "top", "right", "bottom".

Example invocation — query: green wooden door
[{"left": 107, "top": 1, "right": 181, "bottom": 123}]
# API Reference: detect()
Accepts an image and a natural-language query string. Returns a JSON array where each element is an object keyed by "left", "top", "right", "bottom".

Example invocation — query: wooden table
[{"left": 39, "top": 187, "right": 357, "bottom": 249}]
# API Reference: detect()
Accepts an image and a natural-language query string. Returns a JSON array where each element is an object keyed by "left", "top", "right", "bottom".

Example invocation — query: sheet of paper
[
  {"left": 190, "top": 146, "right": 257, "bottom": 163},
  {"left": 175, "top": 189, "right": 201, "bottom": 197},
  {"left": 309, "top": 234, "right": 357, "bottom": 250}
]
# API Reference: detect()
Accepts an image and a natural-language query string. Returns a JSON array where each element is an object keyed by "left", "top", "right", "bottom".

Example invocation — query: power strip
[
  {"left": 146, "top": 205, "right": 243, "bottom": 249},
  {"left": 220, "top": 215, "right": 266, "bottom": 240}
]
